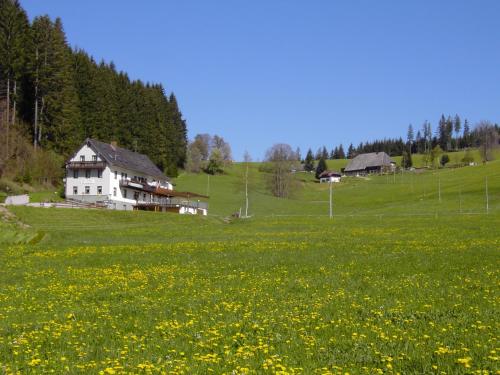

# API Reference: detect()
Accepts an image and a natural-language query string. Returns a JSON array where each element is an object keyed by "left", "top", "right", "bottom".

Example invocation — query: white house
[
  {"left": 318, "top": 171, "right": 342, "bottom": 183},
  {"left": 64, "top": 139, "right": 208, "bottom": 215}
]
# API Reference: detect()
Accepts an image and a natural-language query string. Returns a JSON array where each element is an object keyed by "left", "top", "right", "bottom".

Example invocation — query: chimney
[{"left": 110, "top": 141, "right": 117, "bottom": 150}]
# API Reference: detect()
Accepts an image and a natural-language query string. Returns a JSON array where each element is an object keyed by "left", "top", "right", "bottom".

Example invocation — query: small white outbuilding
[{"left": 318, "top": 171, "right": 342, "bottom": 183}]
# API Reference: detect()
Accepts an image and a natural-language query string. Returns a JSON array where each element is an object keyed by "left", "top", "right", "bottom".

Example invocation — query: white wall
[
  {"left": 70, "top": 144, "right": 103, "bottom": 162},
  {"left": 65, "top": 143, "right": 173, "bottom": 211},
  {"left": 320, "top": 176, "right": 341, "bottom": 183}
]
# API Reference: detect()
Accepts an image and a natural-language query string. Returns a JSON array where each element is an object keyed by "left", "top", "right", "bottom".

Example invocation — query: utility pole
[
  {"left": 329, "top": 180, "right": 333, "bottom": 219},
  {"left": 459, "top": 185, "right": 462, "bottom": 214},
  {"left": 438, "top": 176, "right": 441, "bottom": 203},
  {"left": 206, "top": 174, "right": 210, "bottom": 197},
  {"left": 245, "top": 164, "right": 249, "bottom": 218}
]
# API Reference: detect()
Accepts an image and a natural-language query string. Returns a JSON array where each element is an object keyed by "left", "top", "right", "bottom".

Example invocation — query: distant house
[
  {"left": 318, "top": 171, "right": 341, "bottom": 183},
  {"left": 344, "top": 152, "right": 395, "bottom": 176},
  {"left": 64, "top": 138, "right": 208, "bottom": 214}
]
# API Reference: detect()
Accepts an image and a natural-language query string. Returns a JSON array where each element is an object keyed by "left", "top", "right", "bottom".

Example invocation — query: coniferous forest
[{"left": 0, "top": 0, "right": 187, "bottom": 177}]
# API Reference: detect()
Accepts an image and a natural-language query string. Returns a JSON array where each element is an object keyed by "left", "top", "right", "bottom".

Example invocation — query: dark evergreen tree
[
  {"left": 321, "top": 146, "right": 328, "bottom": 160},
  {"left": 462, "top": 119, "right": 470, "bottom": 148},
  {"left": 347, "top": 143, "right": 355, "bottom": 159},
  {"left": 0, "top": 0, "right": 30, "bottom": 155},
  {"left": 332, "top": 146, "right": 339, "bottom": 159},
  {"left": 304, "top": 148, "right": 314, "bottom": 172},
  {"left": 315, "top": 157, "right": 327, "bottom": 179},
  {"left": 338, "top": 144, "right": 345, "bottom": 159},
  {"left": 0, "top": 2, "right": 190, "bottom": 178},
  {"left": 401, "top": 150, "right": 412, "bottom": 168}
]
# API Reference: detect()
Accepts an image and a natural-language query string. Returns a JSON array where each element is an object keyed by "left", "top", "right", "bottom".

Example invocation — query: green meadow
[{"left": 0, "top": 156, "right": 499, "bottom": 374}]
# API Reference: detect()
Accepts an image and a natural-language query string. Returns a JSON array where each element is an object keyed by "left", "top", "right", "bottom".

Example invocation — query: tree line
[
  {"left": 0, "top": 0, "right": 187, "bottom": 179},
  {"left": 303, "top": 114, "right": 499, "bottom": 164}
]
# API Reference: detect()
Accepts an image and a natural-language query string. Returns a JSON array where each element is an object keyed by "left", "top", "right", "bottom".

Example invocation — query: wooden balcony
[{"left": 67, "top": 161, "right": 106, "bottom": 169}]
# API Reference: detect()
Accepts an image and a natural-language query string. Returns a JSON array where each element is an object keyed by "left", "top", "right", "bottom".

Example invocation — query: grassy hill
[
  {"left": 174, "top": 155, "right": 500, "bottom": 218},
  {"left": 1, "top": 153, "right": 499, "bottom": 373}
]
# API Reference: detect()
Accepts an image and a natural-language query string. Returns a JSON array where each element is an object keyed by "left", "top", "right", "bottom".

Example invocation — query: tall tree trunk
[
  {"left": 34, "top": 88, "right": 38, "bottom": 150},
  {"left": 12, "top": 80, "right": 16, "bottom": 125},
  {"left": 34, "top": 47, "right": 39, "bottom": 150},
  {"left": 6, "top": 78, "right": 10, "bottom": 158},
  {"left": 39, "top": 97, "right": 44, "bottom": 145}
]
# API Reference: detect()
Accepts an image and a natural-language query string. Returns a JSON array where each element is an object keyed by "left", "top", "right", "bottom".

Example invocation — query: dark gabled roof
[
  {"left": 319, "top": 170, "right": 341, "bottom": 177},
  {"left": 344, "top": 152, "right": 394, "bottom": 172},
  {"left": 81, "top": 138, "right": 168, "bottom": 180}
]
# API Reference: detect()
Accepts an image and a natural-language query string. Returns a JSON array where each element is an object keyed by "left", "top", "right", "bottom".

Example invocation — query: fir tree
[
  {"left": 463, "top": 119, "right": 470, "bottom": 147},
  {"left": 453, "top": 114, "right": 461, "bottom": 150},
  {"left": 347, "top": 143, "right": 355, "bottom": 159},
  {"left": 304, "top": 148, "right": 314, "bottom": 172},
  {"left": 338, "top": 144, "right": 345, "bottom": 159},
  {"left": 315, "top": 157, "right": 327, "bottom": 179}
]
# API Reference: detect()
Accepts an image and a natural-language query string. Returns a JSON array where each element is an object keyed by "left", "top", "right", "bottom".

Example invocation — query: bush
[{"left": 441, "top": 154, "right": 450, "bottom": 166}]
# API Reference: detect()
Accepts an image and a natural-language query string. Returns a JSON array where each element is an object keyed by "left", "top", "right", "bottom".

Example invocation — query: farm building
[
  {"left": 64, "top": 139, "right": 208, "bottom": 214},
  {"left": 344, "top": 152, "right": 396, "bottom": 176},
  {"left": 318, "top": 171, "right": 342, "bottom": 183}
]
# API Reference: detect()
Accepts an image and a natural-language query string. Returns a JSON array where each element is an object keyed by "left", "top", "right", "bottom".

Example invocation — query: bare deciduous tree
[
  {"left": 265, "top": 143, "right": 298, "bottom": 198},
  {"left": 474, "top": 121, "right": 499, "bottom": 162}
]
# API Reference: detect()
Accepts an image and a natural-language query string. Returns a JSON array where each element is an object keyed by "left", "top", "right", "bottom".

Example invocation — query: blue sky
[{"left": 22, "top": 1, "right": 500, "bottom": 160}]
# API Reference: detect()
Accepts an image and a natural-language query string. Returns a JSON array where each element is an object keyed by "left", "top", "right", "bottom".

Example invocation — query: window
[
  {"left": 97, "top": 169, "right": 102, "bottom": 178},
  {"left": 92, "top": 155, "right": 97, "bottom": 161},
  {"left": 97, "top": 186, "right": 102, "bottom": 195},
  {"left": 114, "top": 171, "right": 118, "bottom": 179},
  {"left": 73, "top": 170, "right": 79, "bottom": 178},
  {"left": 85, "top": 169, "right": 91, "bottom": 178},
  {"left": 85, "top": 186, "right": 90, "bottom": 194},
  {"left": 113, "top": 187, "right": 117, "bottom": 196},
  {"left": 80, "top": 155, "right": 85, "bottom": 161},
  {"left": 143, "top": 193, "right": 146, "bottom": 201},
  {"left": 123, "top": 189, "right": 127, "bottom": 198},
  {"left": 73, "top": 186, "right": 78, "bottom": 195}
]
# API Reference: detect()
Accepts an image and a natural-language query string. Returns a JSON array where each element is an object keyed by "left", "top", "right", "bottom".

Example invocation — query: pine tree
[
  {"left": 0, "top": 0, "right": 30, "bottom": 155},
  {"left": 401, "top": 150, "right": 412, "bottom": 169},
  {"left": 338, "top": 144, "right": 345, "bottom": 159},
  {"left": 315, "top": 157, "right": 327, "bottom": 179},
  {"left": 332, "top": 146, "right": 339, "bottom": 159},
  {"left": 453, "top": 114, "right": 461, "bottom": 150},
  {"left": 407, "top": 124, "right": 414, "bottom": 146},
  {"left": 304, "top": 148, "right": 314, "bottom": 172},
  {"left": 321, "top": 146, "right": 328, "bottom": 160},
  {"left": 463, "top": 119, "right": 470, "bottom": 148},
  {"left": 347, "top": 143, "right": 355, "bottom": 159}
]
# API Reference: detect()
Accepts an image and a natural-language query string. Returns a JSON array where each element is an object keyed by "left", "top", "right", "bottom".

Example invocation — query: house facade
[
  {"left": 64, "top": 139, "right": 208, "bottom": 214},
  {"left": 318, "top": 171, "right": 342, "bottom": 183},
  {"left": 344, "top": 152, "right": 396, "bottom": 176}
]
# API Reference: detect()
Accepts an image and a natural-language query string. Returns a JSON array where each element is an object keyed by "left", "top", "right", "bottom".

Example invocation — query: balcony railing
[{"left": 67, "top": 161, "right": 106, "bottom": 169}]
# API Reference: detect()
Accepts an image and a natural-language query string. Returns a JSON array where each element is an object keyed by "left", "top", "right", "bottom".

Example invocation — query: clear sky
[{"left": 22, "top": 1, "right": 500, "bottom": 161}]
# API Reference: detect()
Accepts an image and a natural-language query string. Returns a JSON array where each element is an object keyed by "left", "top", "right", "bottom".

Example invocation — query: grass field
[{"left": 0, "top": 159, "right": 499, "bottom": 374}]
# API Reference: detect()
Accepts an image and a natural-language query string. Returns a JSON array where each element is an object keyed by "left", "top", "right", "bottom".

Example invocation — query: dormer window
[{"left": 80, "top": 155, "right": 85, "bottom": 162}]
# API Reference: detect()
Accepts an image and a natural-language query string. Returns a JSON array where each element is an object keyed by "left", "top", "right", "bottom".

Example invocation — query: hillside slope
[{"left": 174, "top": 156, "right": 500, "bottom": 217}]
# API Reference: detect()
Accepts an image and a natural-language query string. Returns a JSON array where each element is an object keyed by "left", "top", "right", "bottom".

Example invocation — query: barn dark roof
[
  {"left": 344, "top": 152, "right": 394, "bottom": 172},
  {"left": 85, "top": 138, "right": 168, "bottom": 180}
]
